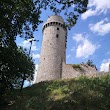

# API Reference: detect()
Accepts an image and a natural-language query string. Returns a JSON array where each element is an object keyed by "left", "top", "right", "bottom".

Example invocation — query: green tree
[
  {"left": 0, "top": 46, "right": 35, "bottom": 105},
  {"left": 0, "top": 0, "right": 42, "bottom": 46},
  {"left": 87, "top": 60, "right": 93, "bottom": 66},
  {"left": 0, "top": 0, "right": 88, "bottom": 46},
  {"left": 86, "top": 60, "right": 97, "bottom": 70},
  {"left": 17, "top": 47, "right": 35, "bottom": 91}
]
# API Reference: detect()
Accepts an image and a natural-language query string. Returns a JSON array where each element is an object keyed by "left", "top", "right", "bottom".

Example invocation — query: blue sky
[{"left": 16, "top": 0, "right": 110, "bottom": 85}]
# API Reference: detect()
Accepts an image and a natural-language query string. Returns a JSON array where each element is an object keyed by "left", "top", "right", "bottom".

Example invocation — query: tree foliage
[
  {"left": 86, "top": 60, "right": 97, "bottom": 70},
  {"left": 0, "top": 46, "right": 35, "bottom": 105},
  {"left": 86, "top": 60, "right": 94, "bottom": 67},
  {"left": 0, "top": 0, "right": 88, "bottom": 46},
  {"left": 0, "top": 0, "right": 42, "bottom": 46}
]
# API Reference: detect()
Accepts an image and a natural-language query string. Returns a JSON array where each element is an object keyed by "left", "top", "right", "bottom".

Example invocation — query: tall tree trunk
[{"left": 20, "top": 73, "right": 25, "bottom": 92}]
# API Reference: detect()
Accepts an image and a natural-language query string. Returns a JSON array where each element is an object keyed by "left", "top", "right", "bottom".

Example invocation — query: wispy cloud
[
  {"left": 107, "top": 51, "right": 110, "bottom": 55},
  {"left": 81, "top": 0, "right": 110, "bottom": 20},
  {"left": 33, "top": 64, "right": 38, "bottom": 84},
  {"left": 71, "top": 47, "right": 75, "bottom": 52},
  {"left": 81, "top": 9, "right": 97, "bottom": 20},
  {"left": 67, "top": 55, "right": 71, "bottom": 59},
  {"left": 32, "top": 53, "right": 40, "bottom": 59},
  {"left": 19, "top": 39, "right": 39, "bottom": 51},
  {"left": 73, "top": 34, "right": 99, "bottom": 58},
  {"left": 89, "top": 18, "right": 110, "bottom": 36},
  {"left": 100, "top": 59, "right": 110, "bottom": 72}
]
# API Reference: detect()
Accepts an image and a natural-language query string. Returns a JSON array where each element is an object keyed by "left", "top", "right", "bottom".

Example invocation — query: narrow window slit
[
  {"left": 57, "top": 27, "right": 59, "bottom": 30},
  {"left": 56, "top": 34, "right": 59, "bottom": 38}
]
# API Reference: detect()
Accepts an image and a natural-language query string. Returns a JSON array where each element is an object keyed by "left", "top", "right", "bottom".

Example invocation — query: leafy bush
[{"left": 72, "top": 64, "right": 82, "bottom": 70}]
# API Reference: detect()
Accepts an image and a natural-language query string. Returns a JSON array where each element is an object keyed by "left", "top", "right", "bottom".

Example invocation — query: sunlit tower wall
[{"left": 36, "top": 15, "right": 67, "bottom": 83}]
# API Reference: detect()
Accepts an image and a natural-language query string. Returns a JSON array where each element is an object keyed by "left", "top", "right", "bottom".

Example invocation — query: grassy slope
[{"left": 3, "top": 75, "right": 110, "bottom": 110}]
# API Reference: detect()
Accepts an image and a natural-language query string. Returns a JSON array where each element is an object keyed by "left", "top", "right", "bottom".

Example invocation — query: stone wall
[{"left": 62, "top": 62, "right": 98, "bottom": 79}]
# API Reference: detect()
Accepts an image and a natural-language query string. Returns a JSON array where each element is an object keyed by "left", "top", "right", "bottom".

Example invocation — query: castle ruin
[{"left": 36, "top": 15, "right": 108, "bottom": 83}]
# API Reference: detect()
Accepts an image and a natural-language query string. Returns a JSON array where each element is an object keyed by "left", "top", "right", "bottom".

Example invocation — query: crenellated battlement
[{"left": 42, "top": 21, "right": 67, "bottom": 32}]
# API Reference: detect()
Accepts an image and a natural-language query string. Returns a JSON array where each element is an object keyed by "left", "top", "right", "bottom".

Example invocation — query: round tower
[{"left": 36, "top": 15, "right": 67, "bottom": 83}]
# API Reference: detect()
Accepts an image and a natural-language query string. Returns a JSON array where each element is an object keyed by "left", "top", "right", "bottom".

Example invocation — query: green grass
[{"left": 2, "top": 74, "right": 110, "bottom": 110}]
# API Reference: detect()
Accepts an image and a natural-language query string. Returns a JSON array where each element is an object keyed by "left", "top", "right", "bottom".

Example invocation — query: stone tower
[{"left": 36, "top": 15, "right": 67, "bottom": 83}]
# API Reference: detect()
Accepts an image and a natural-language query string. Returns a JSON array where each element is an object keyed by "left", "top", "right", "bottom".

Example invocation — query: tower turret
[{"left": 36, "top": 15, "right": 67, "bottom": 83}]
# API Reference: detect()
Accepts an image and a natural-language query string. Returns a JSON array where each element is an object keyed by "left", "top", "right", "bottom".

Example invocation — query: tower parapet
[{"left": 42, "top": 16, "right": 67, "bottom": 34}]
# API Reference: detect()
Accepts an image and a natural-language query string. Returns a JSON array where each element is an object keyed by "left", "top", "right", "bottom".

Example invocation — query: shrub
[{"left": 72, "top": 64, "right": 82, "bottom": 70}]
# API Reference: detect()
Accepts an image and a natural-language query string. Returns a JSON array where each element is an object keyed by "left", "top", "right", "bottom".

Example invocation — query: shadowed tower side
[{"left": 36, "top": 15, "right": 67, "bottom": 83}]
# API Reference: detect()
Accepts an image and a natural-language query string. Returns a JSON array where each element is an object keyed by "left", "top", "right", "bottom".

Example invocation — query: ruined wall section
[{"left": 62, "top": 62, "right": 98, "bottom": 79}]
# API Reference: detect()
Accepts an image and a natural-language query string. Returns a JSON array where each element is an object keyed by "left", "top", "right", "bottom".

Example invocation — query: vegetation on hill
[{"left": 1, "top": 74, "right": 110, "bottom": 110}]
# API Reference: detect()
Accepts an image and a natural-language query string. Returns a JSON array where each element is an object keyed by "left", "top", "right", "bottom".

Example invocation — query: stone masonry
[{"left": 36, "top": 15, "right": 67, "bottom": 83}]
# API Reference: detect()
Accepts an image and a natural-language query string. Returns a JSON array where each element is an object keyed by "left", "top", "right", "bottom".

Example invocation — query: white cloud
[
  {"left": 81, "top": 0, "right": 110, "bottom": 19},
  {"left": 32, "top": 53, "right": 40, "bottom": 59},
  {"left": 107, "top": 51, "right": 110, "bottom": 55},
  {"left": 89, "top": 18, "right": 110, "bottom": 36},
  {"left": 19, "top": 39, "right": 39, "bottom": 51},
  {"left": 73, "top": 34, "right": 85, "bottom": 42},
  {"left": 67, "top": 55, "right": 71, "bottom": 59},
  {"left": 33, "top": 64, "right": 38, "bottom": 84},
  {"left": 100, "top": 59, "right": 110, "bottom": 72},
  {"left": 81, "top": 9, "right": 97, "bottom": 20},
  {"left": 73, "top": 34, "right": 99, "bottom": 58},
  {"left": 71, "top": 47, "right": 75, "bottom": 52}
]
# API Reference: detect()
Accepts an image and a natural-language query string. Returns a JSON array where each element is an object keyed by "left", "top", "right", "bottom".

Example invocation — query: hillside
[{"left": 2, "top": 75, "right": 110, "bottom": 110}]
